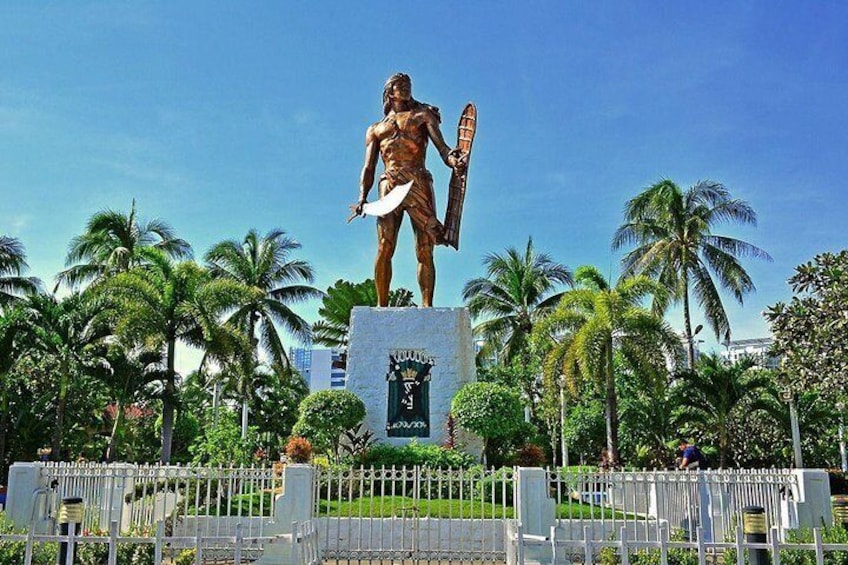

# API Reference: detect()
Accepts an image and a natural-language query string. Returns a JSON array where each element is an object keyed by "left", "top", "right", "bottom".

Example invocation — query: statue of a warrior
[{"left": 352, "top": 73, "right": 473, "bottom": 307}]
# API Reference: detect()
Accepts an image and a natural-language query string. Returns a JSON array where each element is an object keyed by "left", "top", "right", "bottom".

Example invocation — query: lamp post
[
  {"left": 782, "top": 388, "right": 804, "bottom": 468},
  {"left": 559, "top": 374, "right": 569, "bottom": 469},
  {"left": 837, "top": 401, "right": 847, "bottom": 473}
]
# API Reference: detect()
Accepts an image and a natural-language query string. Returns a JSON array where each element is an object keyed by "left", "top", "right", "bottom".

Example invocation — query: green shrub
[
  {"left": 356, "top": 441, "right": 476, "bottom": 469},
  {"left": 0, "top": 511, "right": 56, "bottom": 565},
  {"left": 781, "top": 526, "right": 848, "bottom": 565},
  {"left": 175, "top": 548, "right": 196, "bottom": 565}
]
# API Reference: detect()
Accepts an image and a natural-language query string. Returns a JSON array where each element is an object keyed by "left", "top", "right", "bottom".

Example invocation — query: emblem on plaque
[{"left": 386, "top": 350, "right": 434, "bottom": 437}]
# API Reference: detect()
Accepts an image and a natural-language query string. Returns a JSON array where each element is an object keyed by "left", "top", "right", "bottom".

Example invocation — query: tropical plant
[
  {"left": 462, "top": 237, "right": 573, "bottom": 363},
  {"left": 534, "top": 265, "right": 682, "bottom": 465},
  {"left": 0, "top": 235, "right": 40, "bottom": 309},
  {"left": 17, "top": 293, "right": 108, "bottom": 460},
  {"left": 612, "top": 179, "right": 771, "bottom": 368},
  {"left": 292, "top": 390, "right": 365, "bottom": 461},
  {"left": 99, "top": 346, "right": 166, "bottom": 462},
  {"left": 205, "top": 228, "right": 322, "bottom": 435},
  {"left": 0, "top": 307, "right": 27, "bottom": 476},
  {"left": 450, "top": 382, "right": 524, "bottom": 465},
  {"left": 618, "top": 367, "right": 679, "bottom": 468},
  {"left": 189, "top": 408, "right": 260, "bottom": 467},
  {"left": 56, "top": 200, "right": 191, "bottom": 289},
  {"left": 766, "top": 250, "right": 848, "bottom": 398},
  {"left": 98, "top": 249, "right": 254, "bottom": 462},
  {"left": 312, "top": 278, "right": 414, "bottom": 349},
  {"left": 672, "top": 353, "right": 773, "bottom": 467}
]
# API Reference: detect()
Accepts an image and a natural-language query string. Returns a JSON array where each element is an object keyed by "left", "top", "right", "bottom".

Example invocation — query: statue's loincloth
[{"left": 378, "top": 167, "right": 444, "bottom": 245}]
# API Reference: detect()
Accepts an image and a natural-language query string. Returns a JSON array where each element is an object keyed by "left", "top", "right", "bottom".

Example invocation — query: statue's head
[{"left": 383, "top": 73, "right": 413, "bottom": 115}]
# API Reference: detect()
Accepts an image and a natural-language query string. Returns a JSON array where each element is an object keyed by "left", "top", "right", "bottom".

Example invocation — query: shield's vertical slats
[{"left": 443, "top": 103, "right": 477, "bottom": 250}]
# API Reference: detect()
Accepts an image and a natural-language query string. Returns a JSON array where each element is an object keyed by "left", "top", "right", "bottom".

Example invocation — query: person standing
[{"left": 677, "top": 438, "right": 706, "bottom": 470}]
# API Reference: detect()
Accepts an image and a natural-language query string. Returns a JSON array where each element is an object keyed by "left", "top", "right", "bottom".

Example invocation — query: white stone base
[{"left": 346, "top": 307, "right": 481, "bottom": 455}]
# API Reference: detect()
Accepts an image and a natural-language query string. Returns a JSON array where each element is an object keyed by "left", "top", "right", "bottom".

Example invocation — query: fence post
[
  {"left": 770, "top": 526, "right": 781, "bottom": 565},
  {"left": 583, "top": 525, "right": 592, "bottom": 565},
  {"left": 107, "top": 520, "right": 118, "bottom": 565},
  {"left": 813, "top": 527, "right": 824, "bottom": 565},
  {"left": 154, "top": 521, "right": 164, "bottom": 565},
  {"left": 291, "top": 522, "right": 301, "bottom": 565},
  {"left": 620, "top": 525, "right": 630, "bottom": 565},
  {"left": 234, "top": 522, "right": 244, "bottom": 565},
  {"left": 735, "top": 525, "right": 745, "bottom": 565},
  {"left": 515, "top": 467, "right": 555, "bottom": 537},
  {"left": 659, "top": 523, "right": 669, "bottom": 565},
  {"left": 696, "top": 527, "right": 706, "bottom": 565},
  {"left": 24, "top": 522, "right": 35, "bottom": 565},
  {"left": 5, "top": 462, "right": 48, "bottom": 530}
]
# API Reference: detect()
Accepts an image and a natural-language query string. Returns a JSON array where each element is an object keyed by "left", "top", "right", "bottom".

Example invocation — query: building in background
[
  {"left": 289, "top": 346, "right": 347, "bottom": 391},
  {"left": 720, "top": 337, "right": 779, "bottom": 369}
]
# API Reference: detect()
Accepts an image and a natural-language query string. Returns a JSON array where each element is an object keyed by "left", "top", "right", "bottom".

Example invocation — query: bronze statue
[{"left": 351, "top": 73, "right": 474, "bottom": 307}]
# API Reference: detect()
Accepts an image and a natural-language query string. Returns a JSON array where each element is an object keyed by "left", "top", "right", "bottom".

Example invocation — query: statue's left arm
[{"left": 425, "top": 112, "right": 467, "bottom": 172}]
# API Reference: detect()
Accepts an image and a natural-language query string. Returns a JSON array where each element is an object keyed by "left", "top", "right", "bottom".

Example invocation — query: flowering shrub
[
  {"left": 512, "top": 443, "right": 546, "bottom": 467},
  {"left": 285, "top": 436, "right": 314, "bottom": 463}
]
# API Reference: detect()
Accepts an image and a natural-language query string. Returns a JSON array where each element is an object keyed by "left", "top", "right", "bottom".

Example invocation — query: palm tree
[
  {"left": 313, "top": 279, "right": 415, "bottom": 349},
  {"left": 673, "top": 353, "right": 772, "bottom": 467},
  {"left": 205, "top": 229, "right": 323, "bottom": 436},
  {"left": 19, "top": 293, "right": 108, "bottom": 460},
  {"left": 0, "top": 306, "right": 27, "bottom": 473},
  {"left": 463, "top": 237, "right": 573, "bottom": 362},
  {"left": 100, "top": 249, "right": 253, "bottom": 462},
  {"left": 535, "top": 265, "right": 682, "bottom": 465},
  {"left": 57, "top": 200, "right": 191, "bottom": 289},
  {"left": 612, "top": 180, "right": 771, "bottom": 368},
  {"left": 0, "top": 236, "right": 40, "bottom": 309},
  {"left": 99, "top": 345, "right": 166, "bottom": 462}
]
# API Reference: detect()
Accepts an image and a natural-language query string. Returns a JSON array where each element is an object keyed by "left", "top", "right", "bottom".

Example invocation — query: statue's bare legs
[
  {"left": 376, "top": 212, "right": 434, "bottom": 307},
  {"left": 415, "top": 239, "right": 435, "bottom": 307}
]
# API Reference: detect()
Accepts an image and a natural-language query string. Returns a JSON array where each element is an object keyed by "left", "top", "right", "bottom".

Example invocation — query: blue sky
[{"left": 2, "top": 2, "right": 847, "bottom": 369}]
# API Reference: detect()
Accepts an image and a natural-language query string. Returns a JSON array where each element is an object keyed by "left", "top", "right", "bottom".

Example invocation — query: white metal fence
[
  {"left": 0, "top": 520, "right": 322, "bottom": 565},
  {"left": 4, "top": 462, "right": 822, "bottom": 565},
  {"left": 39, "top": 461, "right": 280, "bottom": 534},
  {"left": 547, "top": 468, "right": 797, "bottom": 543},
  {"left": 314, "top": 465, "right": 513, "bottom": 562},
  {"left": 508, "top": 521, "right": 848, "bottom": 565}
]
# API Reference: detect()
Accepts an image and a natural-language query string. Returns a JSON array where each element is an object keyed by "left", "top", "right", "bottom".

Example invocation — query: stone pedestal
[{"left": 346, "top": 307, "right": 481, "bottom": 454}]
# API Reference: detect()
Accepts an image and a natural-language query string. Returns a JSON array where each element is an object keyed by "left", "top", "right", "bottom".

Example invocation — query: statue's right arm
[{"left": 357, "top": 126, "right": 380, "bottom": 214}]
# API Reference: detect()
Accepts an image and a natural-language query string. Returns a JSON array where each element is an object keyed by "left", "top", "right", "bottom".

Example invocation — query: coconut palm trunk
[
  {"left": 0, "top": 390, "right": 9, "bottom": 474},
  {"left": 105, "top": 400, "right": 125, "bottom": 462},
  {"left": 161, "top": 336, "right": 176, "bottom": 464},
  {"left": 51, "top": 360, "right": 69, "bottom": 461},
  {"left": 682, "top": 277, "right": 695, "bottom": 370},
  {"left": 604, "top": 343, "right": 620, "bottom": 465}
]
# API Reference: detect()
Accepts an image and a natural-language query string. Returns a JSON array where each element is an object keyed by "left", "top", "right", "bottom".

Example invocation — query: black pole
[
  {"left": 834, "top": 495, "right": 848, "bottom": 528},
  {"left": 57, "top": 497, "right": 83, "bottom": 565},
  {"left": 742, "top": 505, "right": 768, "bottom": 565}
]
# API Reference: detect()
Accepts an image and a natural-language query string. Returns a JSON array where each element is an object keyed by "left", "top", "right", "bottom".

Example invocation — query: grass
[
  {"left": 190, "top": 489, "right": 629, "bottom": 521},
  {"left": 317, "top": 496, "right": 625, "bottom": 520},
  {"left": 318, "top": 496, "right": 515, "bottom": 519}
]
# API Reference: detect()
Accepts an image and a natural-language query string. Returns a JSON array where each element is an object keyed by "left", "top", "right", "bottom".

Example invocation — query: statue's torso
[{"left": 372, "top": 110, "right": 431, "bottom": 170}]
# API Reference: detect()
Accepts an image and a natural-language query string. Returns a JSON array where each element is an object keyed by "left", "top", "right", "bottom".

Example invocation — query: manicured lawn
[{"left": 317, "top": 496, "right": 624, "bottom": 519}]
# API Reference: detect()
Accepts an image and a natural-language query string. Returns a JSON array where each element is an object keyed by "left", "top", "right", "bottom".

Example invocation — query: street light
[
  {"left": 559, "top": 374, "right": 569, "bottom": 469},
  {"left": 782, "top": 388, "right": 804, "bottom": 468},
  {"left": 836, "top": 401, "right": 847, "bottom": 473}
]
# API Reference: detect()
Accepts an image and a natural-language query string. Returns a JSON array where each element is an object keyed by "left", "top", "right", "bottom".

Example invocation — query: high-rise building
[
  {"left": 289, "top": 347, "right": 346, "bottom": 391},
  {"left": 720, "top": 337, "right": 779, "bottom": 369}
]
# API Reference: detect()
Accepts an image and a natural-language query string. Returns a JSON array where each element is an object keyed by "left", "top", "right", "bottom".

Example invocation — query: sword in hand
[{"left": 345, "top": 181, "right": 413, "bottom": 224}]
